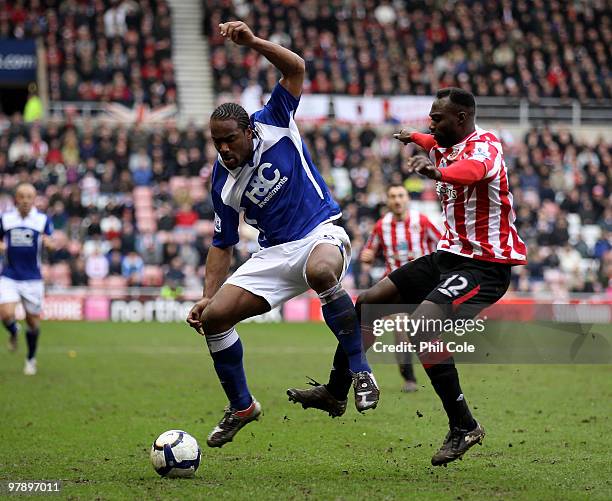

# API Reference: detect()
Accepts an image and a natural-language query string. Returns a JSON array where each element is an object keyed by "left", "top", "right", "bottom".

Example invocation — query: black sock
[
  {"left": 425, "top": 358, "right": 476, "bottom": 430},
  {"left": 3, "top": 320, "right": 18, "bottom": 338},
  {"left": 321, "top": 292, "right": 371, "bottom": 373},
  {"left": 26, "top": 328, "right": 40, "bottom": 360},
  {"left": 325, "top": 343, "right": 353, "bottom": 400}
]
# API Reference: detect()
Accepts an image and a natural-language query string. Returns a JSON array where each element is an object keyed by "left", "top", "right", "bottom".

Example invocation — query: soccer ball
[{"left": 150, "top": 430, "right": 201, "bottom": 478}]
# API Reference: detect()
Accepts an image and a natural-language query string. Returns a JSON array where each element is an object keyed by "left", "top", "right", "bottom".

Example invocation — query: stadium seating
[
  {"left": 5, "top": 0, "right": 176, "bottom": 106},
  {"left": 203, "top": 0, "right": 611, "bottom": 102}
]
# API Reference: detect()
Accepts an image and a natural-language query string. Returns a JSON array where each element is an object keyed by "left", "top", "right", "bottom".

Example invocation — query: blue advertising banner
[{"left": 0, "top": 39, "right": 37, "bottom": 83}]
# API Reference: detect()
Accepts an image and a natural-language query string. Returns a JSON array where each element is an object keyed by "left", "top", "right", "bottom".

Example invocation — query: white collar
[{"left": 16, "top": 208, "right": 35, "bottom": 220}]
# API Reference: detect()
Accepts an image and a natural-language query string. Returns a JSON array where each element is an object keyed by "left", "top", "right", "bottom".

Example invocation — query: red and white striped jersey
[
  {"left": 363, "top": 211, "right": 441, "bottom": 274},
  {"left": 414, "top": 126, "right": 527, "bottom": 265}
]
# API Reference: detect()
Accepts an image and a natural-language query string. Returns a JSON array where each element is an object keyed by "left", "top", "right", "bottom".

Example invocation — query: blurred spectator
[
  {"left": 50, "top": 200, "right": 68, "bottom": 231},
  {"left": 121, "top": 222, "right": 137, "bottom": 254},
  {"left": 24, "top": 83, "right": 43, "bottom": 123},
  {"left": 121, "top": 250, "right": 144, "bottom": 285},
  {"left": 136, "top": 231, "right": 163, "bottom": 265},
  {"left": 104, "top": 0, "right": 136, "bottom": 38},
  {"left": 175, "top": 203, "right": 198, "bottom": 229},
  {"left": 157, "top": 203, "right": 176, "bottom": 231},
  {"left": 162, "top": 242, "right": 179, "bottom": 264},
  {"left": 129, "top": 147, "right": 151, "bottom": 172},
  {"left": 48, "top": 231, "right": 71, "bottom": 264},
  {"left": 108, "top": 249, "right": 124, "bottom": 276},
  {"left": 600, "top": 208, "right": 612, "bottom": 232},
  {"left": 86, "top": 213, "right": 103, "bottom": 239},
  {"left": 101, "top": 214, "right": 122, "bottom": 240},
  {"left": 70, "top": 258, "right": 89, "bottom": 286},
  {"left": 160, "top": 279, "right": 184, "bottom": 300},
  {"left": 165, "top": 256, "right": 185, "bottom": 286},
  {"left": 594, "top": 231, "right": 612, "bottom": 260},
  {"left": 62, "top": 130, "right": 80, "bottom": 166},
  {"left": 85, "top": 248, "right": 109, "bottom": 280},
  {"left": 8, "top": 135, "right": 31, "bottom": 165},
  {"left": 129, "top": 147, "right": 153, "bottom": 186}
]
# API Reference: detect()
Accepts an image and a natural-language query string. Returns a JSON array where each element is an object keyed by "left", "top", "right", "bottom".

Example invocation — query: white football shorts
[
  {"left": 0, "top": 276, "right": 45, "bottom": 315},
  {"left": 225, "top": 223, "right": 351, "bottom": 308}
]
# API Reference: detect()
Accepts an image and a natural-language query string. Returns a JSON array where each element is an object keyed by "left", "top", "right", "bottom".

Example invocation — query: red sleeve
[
  {"left": 362, "top": 222, "right": 381, "bottom": 253},
  {"left": 439, "top": 159, "right": 487, "bottom": 185},
  {"left": 411, "top": 132, "right": 437, "bottom": 153}
]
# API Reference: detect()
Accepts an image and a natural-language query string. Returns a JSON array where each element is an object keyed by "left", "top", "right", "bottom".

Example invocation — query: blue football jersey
[
  {"left": 0, "top": 208, "right": 53, "bottom": 281},
  {"left": 211, "top": 83, "right": 341, "bottom": 249}
]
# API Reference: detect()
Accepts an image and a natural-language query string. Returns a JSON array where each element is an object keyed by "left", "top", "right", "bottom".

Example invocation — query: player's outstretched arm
[
  {"left": 393, "top": 128, "right": 416, "bottom": 144},
  {"left": 186, "top": 245, "right": 233, "bottom": 335},
  {"left": 394, "top": 129, "right": 437, "bottom": 152},
  {"left": 219, "top": 21, "right": 305, "bottom": 98}
]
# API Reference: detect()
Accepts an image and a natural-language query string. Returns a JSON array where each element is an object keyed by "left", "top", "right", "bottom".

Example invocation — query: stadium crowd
[
  {"left": 2, "top": 0, "right": 176, "bottom": 106},
  {"left": 0, "top": 0, "right": 610, "bottom": 297},
  {"left": 0, "top": 114, "right": 610, "bottom": 297},
  {"left": 203, "top": 0, "right": 611, "bottom": 103}
]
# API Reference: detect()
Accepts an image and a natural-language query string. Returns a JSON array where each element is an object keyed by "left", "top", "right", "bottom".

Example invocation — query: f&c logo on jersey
[
  {"left": 10, "top": 228, "right": 34, "bottom": 247},
  {"left": 244, "top": 162, "right": 288, "bottom": 208}
]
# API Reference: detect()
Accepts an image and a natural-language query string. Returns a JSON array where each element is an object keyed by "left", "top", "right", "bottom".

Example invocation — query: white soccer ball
[{"left": 150, "top": 430, "right": 201, "bottom": 478}]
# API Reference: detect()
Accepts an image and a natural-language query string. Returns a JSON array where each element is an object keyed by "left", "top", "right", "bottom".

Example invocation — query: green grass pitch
[{"left": 1, "top": 321, "right": 611, "bottom": 500}]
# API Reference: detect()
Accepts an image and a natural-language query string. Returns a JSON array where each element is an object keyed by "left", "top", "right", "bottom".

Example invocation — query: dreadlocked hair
[{"left": 210, "top": 103, "right": 250, "bottom": 130}]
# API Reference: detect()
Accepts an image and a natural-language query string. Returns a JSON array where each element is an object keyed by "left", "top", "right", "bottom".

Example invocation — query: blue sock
[
  {"left": 3, "top": 320, "right": 18, "bottom": 338},
  {"left": 207, "top": 329, "right": 253, "bottom": 411},
  {"left": 321, "top": 290, "right": 371, "bottom": 373},
  {"left": 26, "top": 328, "right": 39, "bottom": 360}
]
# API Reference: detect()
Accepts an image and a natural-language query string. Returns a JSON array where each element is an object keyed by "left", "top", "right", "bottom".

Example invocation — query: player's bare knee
[
  {"left": 1, "top": 316, "right": 14, "bottom": 326},
  {"left": 306, "top": 265, "right": 339, "bottom": 294},
  {"left": 200, "top": 305, "right": 232, "bottom": 336},
  {"left": 25, "top": 315, "right": 40, "bottom": 330},
  {"left": 305, "top": 243, "right": 344, "bottom": 294}
]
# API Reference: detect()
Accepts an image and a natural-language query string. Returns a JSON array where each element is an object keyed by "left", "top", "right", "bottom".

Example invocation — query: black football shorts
[{"left": 388, "top": 250, "right": 512, "bottom": 318}]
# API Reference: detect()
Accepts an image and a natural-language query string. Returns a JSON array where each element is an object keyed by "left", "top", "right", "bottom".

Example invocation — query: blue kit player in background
[
  {"left": 186, "top": 21, "right": 379, "bottom": 448},
  {"left": 0, "top": 183, "right": 54, "bottom": 375}
]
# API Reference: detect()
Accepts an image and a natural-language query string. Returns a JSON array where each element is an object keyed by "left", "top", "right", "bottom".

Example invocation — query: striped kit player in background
[{"left": 361, "top": 184, "right": 441, "bottom": 392}]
